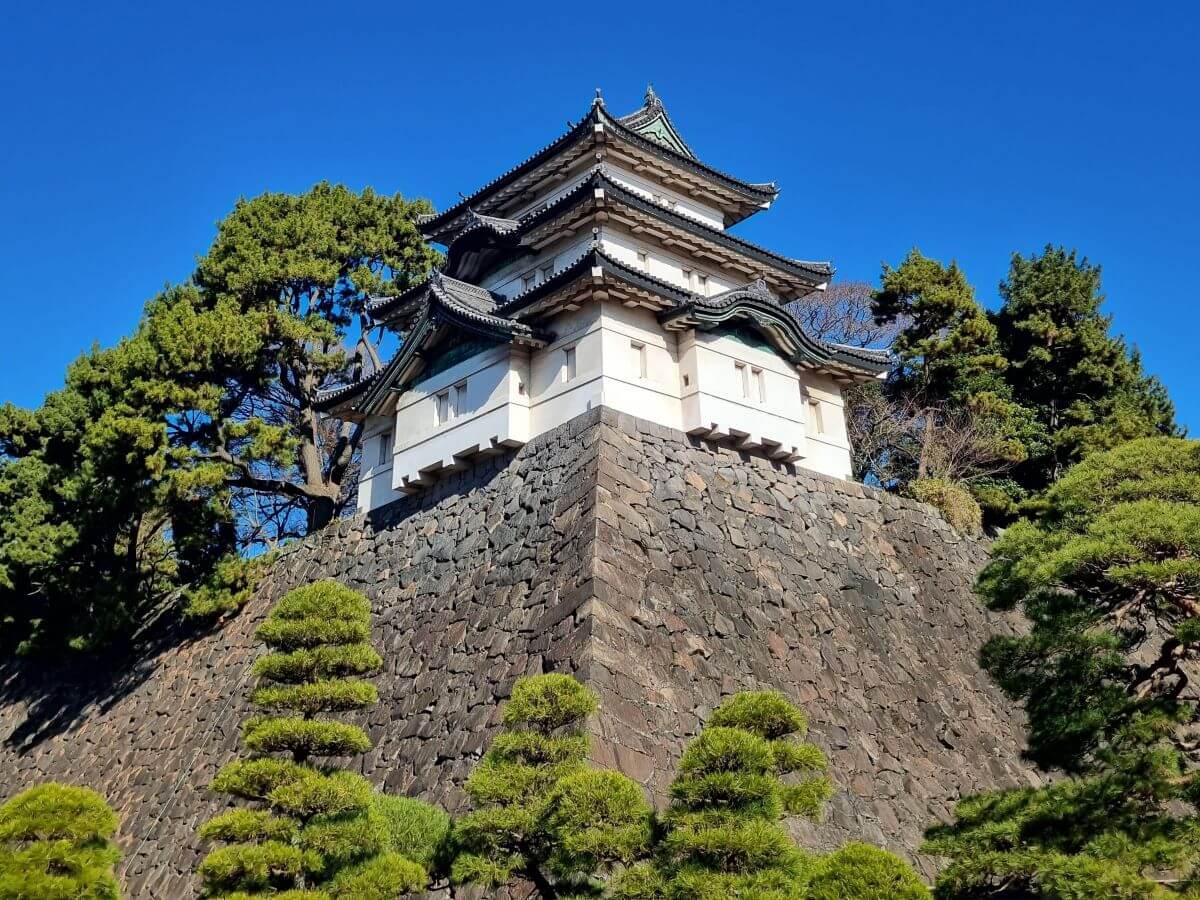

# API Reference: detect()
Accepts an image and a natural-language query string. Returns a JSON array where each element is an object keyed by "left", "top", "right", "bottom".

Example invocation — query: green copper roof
[{"left": 617, "top": 84, "right": 696, "bottom": 158}]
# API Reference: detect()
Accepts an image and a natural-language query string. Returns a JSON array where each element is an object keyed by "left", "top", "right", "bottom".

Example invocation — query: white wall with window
[
  {"left": 357, "top": 419, "right": 405, "bottom": 511},
  {"left": 799, "top": 372, "right": 853, "bottom": 478},
  {"left": 678, "top": 329, "right": 808, "bottom": 462},
  {"left": 385, "top": 343, "right": 530, "bottom": 494},
  {"left": 598, "top": 228, "right": 734, "bottom": 297}
]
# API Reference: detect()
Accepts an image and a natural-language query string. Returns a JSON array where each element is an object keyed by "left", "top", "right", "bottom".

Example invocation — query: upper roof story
[
  {"left": 319, "top": 87, "right": 889, "bottom": 421},
  {"left": 419, "top": 85, "right": 780, "bottom": 246}
]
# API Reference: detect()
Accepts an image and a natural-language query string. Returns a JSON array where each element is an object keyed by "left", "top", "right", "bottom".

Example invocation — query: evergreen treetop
[
  {"left": 451, "top": 673, "right": 654, "bottom": 898},
  {"left": 197, "top": 580, "right": 438, "bottom": 898},
  {"left": 994, "top": 245, "right": 1179, "bottom": 490},
  {"left": 0, "top": 783, "right": 122, "bottom": 900}
]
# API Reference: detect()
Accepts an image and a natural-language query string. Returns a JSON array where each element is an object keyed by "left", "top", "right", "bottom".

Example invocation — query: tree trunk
[
  {"left": 918, "top": 408, "right": 935, "bottom": 480},
  {"left": 524, "top": 866, "right": 557, "bottom": 900},
  {"left": 306, "top": 494, "right": 337, "bottom": 533}
]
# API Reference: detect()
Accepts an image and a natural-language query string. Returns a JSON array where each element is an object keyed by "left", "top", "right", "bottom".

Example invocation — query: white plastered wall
[
  {"left": 679, "top": 330, "right": 807, "bottom": 461},
  {"left": 798, "top": 370, "right": 854, "bottom": 479},
  {"left": 387, "top": 344, "right": 530, "bottom": 494}
]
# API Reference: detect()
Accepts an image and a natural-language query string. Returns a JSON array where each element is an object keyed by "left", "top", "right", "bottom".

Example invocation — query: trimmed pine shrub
[
  {"left": 612, "top": 691, "right": 830, "bottom": 899},
  {"left": 451, "top": 673, "right": 653, "bottom": 897},
  {"left": 0, "top": 783, "right": 121, "bottom": 899},
  {"left": 807, "top": 842, "right": 930, "bottom": 899},
  {"left": 196, "top": 580, "right": 443, "bottom": 897}
]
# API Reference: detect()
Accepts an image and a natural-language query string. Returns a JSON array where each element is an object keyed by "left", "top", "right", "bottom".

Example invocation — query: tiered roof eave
[
  {"left": 419, "top": 91, "right": 780, "bottom": 244},
  {"left": 432, "top": 167, "right": 831, "bottom": 299}
]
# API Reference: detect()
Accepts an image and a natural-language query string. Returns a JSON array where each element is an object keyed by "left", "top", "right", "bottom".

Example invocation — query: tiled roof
[
  {"left": 420, "top": 93, "right": 779, "bottom": 239},
  {"left": 660, "top": 278, "right": 891, "bottom": 376},
  {"left": 439, "top": 168, "right": 830, "bottom": 287},
  {"left": 616, "top": 84, "right": 697, "bottom": 159}
]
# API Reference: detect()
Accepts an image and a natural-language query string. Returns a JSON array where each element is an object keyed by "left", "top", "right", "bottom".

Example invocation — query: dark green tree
[
  {"left": 0, "top": 333, "right": 232, "bottom": 652},
  {"left": 994, "top": 245, "right": 1179, "bottom": 492},
  {"left": 870, "top": 249, "right": 1038, "bottom": 522},
  {"left": 925, "top": 436, "right": 1200, "bottom": 898},
  {"left": 197, "top": 580, "right": 440, "bottom": 897},
  {"left": 0, "top": 183, "right": 438, "bottom": 652},
  {"left": 611, "top": 691, "right": 901, "bottom": 899},
  {"left": 146, "top": 182, "right": 441, "bottom": 539},
  {"left": 874, "top": 248, "right": 1006, "bottom": 403},
  {"left": 451, "top": 673, "right": 654, "bottom": 898},
  {"left": 0, "top": 783, "right": 122, "bottom": 899}
]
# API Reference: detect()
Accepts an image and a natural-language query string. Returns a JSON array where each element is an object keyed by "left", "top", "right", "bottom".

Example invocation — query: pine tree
[
  {"left": 870, "top": 249, "right": 1038, "bottom": 522},
  {"left": 926, "top": 436, "right": 1200, "bottom": 898},
  {"left": 874, "top": 248, "right": 1006, "bottom": 402},
  {"left": 994, "top": 245, "right": 1179, "bottom": 492},
  {"left": 614, "top": 692, "right": 838, "bottom": 898},
  {"left": 0, "top": 783, "right": 122, "bottom": 899},
  {"left": 197, "top": 580, "right": 439, "bottom": 898},
  {"left": 451, "top": 673, "right": 653, "bottom": 898}
]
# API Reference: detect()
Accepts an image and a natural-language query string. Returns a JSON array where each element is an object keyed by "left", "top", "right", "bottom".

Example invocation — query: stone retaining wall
[{"left": 0, "top": 407, "right": 1035, "bottom": 896}]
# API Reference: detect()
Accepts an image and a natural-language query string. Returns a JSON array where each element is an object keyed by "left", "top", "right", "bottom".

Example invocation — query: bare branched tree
[
  {"left": 786, "top": 281, "right": 902, "bottom": 349},
  {"left": 845, "top": 383, "right": 1024, "bottom": 489}
]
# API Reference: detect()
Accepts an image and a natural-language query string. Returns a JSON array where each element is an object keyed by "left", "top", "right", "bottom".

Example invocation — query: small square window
[
  {"left": 376, "top": 430, "right": 392, "bottom": 467},
  {"left": 631, "top": 341, "right": 647, "bottom": 379},
  {"left": 562, "top": 346, "right": 577, "bottom": 382},
  {"left": 540, "top": 261, "right": 554, "bottom": 282},
  {"left": 522, "top": 271, "right": 537, "bottom": 291}
]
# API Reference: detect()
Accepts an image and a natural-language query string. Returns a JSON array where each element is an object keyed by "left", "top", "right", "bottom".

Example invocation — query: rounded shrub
[
  {"left": 807, "top": 841, "right": 930, "bottom": 899},
  {"left": 908, "top": 478, "right": 983, "bottom": 535}
]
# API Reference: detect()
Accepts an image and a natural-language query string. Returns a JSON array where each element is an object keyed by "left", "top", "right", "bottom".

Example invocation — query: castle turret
[{"left": 321, "top": 87, "right": 888, "bottom": 511}]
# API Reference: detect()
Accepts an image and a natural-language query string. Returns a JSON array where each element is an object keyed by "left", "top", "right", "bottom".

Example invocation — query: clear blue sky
[{"left": 2, "top": 2, "right": 1197, "bottom": 431}]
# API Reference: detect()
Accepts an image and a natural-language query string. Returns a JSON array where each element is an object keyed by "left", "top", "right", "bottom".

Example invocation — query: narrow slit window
[
  {"left": 808, "top": 398, "right": 824, "bottom": 434},
  {"left": 454, "top": 381, "right": 468, "bottom": 417},
  {"left": 735, "top": 361, "right": 750, "bottom": 399},
  {"left": 539, "top": 261, "right": 555, "bottom": 282},
  {"left": 435, "top": 391, "right": 451, "bottom": 426},
  {"left": 522, "top": 271, "right": 537, "bottom": 291},
  {"left": 636, "top": 249, "right": 649, "bottom": 271},
  {"left": 562, "top": 346, "right": 577, "bottom": 382},
  {"left": 377, "top": 430, "right": 392, "bottom": 467},
  {"left": 631, "top": 341, "right": 647, "bottom": 379},
  {"left": 681, "top": 267, "right": 693, "bottom": 289},
  {"left": 753, "top": 368, "right": 765, "bottom": 403},
  {"left": 696, "top": 273, "right": 709, "bottom": 295}
]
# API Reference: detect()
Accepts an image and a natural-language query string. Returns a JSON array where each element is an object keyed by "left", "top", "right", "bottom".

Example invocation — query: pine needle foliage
[
  {"left": 451, "top": 673, "right": 654, "bottom": 898},
  {"left": 806, "top": 842, "right": 930, "bottom": 900},
  {"left": 926, "top": 436, "right": 1200, "bottom": 898},
  {"left": 197, "top": 580, "right": 440, "bottom": 898},
  {"left": 0, "top": 783, "right": 122, "bottom": 899},
  {"left": 612, "top": 692, "right": 835, "bottom": 899}
]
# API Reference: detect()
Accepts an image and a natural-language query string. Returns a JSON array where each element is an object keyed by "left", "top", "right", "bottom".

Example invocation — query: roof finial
[
  {"left": 593, "top": 87, "right": 604, "bottom": 106},
  {"left": 645, "top": 81, "right": 660, "bottom": 107}
]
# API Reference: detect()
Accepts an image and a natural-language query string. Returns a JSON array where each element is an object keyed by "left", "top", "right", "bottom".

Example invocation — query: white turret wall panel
[{"left": 387, "top": 345, "right": 530, "bottom": 494}]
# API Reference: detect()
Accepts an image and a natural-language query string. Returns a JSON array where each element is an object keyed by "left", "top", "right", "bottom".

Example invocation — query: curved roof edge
[{"left": 420, "top": 93, "right": 780, "bottom": 239}]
